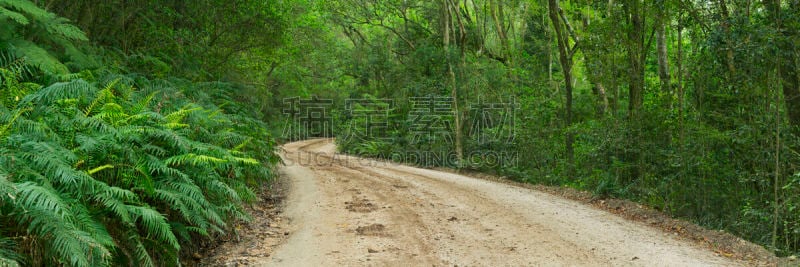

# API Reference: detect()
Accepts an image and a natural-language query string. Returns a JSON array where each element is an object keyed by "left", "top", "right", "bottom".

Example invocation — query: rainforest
[{"left": 1, "top": 0, "right": 799, "bottom": 266}]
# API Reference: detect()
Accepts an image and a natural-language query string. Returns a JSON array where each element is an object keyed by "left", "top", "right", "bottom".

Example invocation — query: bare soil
[{"left": 201, "top": 138, "right": 788, "bottom": 266}]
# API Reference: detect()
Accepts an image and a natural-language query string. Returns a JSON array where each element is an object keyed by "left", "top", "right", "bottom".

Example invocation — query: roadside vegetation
[{"left": 1, "top": 0, "right": 798, "bottom": 265}]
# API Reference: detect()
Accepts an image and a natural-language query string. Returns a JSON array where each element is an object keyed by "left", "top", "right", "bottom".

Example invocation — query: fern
[
  {"left": 165, "top": 153, "right": 226, "bottom": 167},
  {"left": 126, "top": 205, "right": 179, "bottom": 250},
  {"left": 43, "top": 17, "right": 88, "bottom": 41},
  {"left": 0, "top": 0, "right": 90, "bottom": 75},
  {"left": 21, "top": 79, "right": 94, "bottom": 105},
  {"left": 0, "top": 6, "right": 28, "bottom": 25},
  {"left": 6, "top": 40, "right": 69, "bottom": 74},
  {"left": 14, "top": 182, "right": 111, "bottom": 266},
  {"left": 0, "top": 0, "right": 49, "bottom": 21},
  {"left": 0, "top": 1, "right": 280, "bottom": 265},
  {"left": 0, "top": 62, "right": 276, "bottom": 266},
  {"left": 84, "top": 79, "right": 119, "bottom": 116}
]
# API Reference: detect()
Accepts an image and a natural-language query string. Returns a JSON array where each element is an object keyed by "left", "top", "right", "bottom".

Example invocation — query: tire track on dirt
[{"left": 265, "top": 139, "right": 747, "bottom": 266}]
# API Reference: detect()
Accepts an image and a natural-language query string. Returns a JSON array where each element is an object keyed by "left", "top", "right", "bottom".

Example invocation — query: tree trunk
[
  {"left": 582, "top": 17, "right": 609, "bottom": 116},
  {"left": 624, "top": 0, "right": 645, "bottom": 118},
  {"left": 656, "top": 3, "right": 671, "bottom": 105},
  {"left": 489, "top": 0, "right": 510, "bottom": 61},
  {"left": 592, "top": 83, "right": 610, "bottom": 116},
  {"left": 547, "top": 0, "right": 575, "bottom": 178},
  {"left": 443, "top": 0, "right": 464, "bottom": 165},
  {"left": 764, "top": 0, "right": 800, "bottom": 128},
  {"left": 677, "top": 16, "right": 684, "bottom": 144},
  {"left": 622, "top": 0, "right": 646, "bottom": 181},
  {"left": 718, "top": 0, "right": 737, "bottom": 76}
]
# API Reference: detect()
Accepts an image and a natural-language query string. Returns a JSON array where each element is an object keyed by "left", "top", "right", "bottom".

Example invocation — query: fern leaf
[
  {"left": 15, "top": 182, "right": 110, "bottom": 266},
  {"left": 0, "top": 0, "right": 51, "bottom": 21},
  {"left": 165, "top": 153, "right": 226, "bottom": 167},
  {"left": 126, "top": 230, "right": 155, "bottom": 267},
  {"left": 84, "top": 79, "right": 119, "bottom": 116},
  {"left": 87, "top": 164, "right": 114, "bottom": 175},
  {"left": 131, "top": 91, "right": 157, "bottom": 114},
  {"left": 21, "top": 79, "right": 94, "bottom": 105},
  {"left": 0, "top": 6, "right": 27, "bottom": 25},
  {"left": 44, "top": 17, "right": 88, "bottom": 41},
  {"left": 127, "top": 205, "right": 179, "bottom": 250},
  {"left": 15, "top": 181, "right": 69, "bottom": 219},
  {"left": 230, "top": 156, "right": 259, "bottom": 165},
  {"left": 7, "top": 40, "right": 69, "bottom": 74},
  {"left": 0, "top": 108, "right": 26, "bottom": 139},
  {"left": 164, "top": 106, "right": 201, "bottom": 124},
  {"left": 93, "top": 187, "right": 135, "bottom": 225}
]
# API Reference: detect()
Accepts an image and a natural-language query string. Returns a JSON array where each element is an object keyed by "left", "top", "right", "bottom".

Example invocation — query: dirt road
[{"left": 260, "top": 139, "right": 744, "bottom": 266}]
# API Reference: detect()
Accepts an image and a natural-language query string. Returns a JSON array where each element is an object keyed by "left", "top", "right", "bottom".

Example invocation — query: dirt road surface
[{"left": 259, "top": 139, "right": 745, "bottom": 266}]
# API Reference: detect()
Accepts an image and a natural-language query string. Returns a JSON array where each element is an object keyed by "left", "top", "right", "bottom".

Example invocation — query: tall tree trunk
[
  {"left": 624, "top": 0, "right": 645, "bottom": 118},
  {"left": 763, "top": 0, "right": 800, "bottom": 250},
  {"left": 656, "top": 1, "right": 671, "bottom": 105},
  {"left": 443, "top": 0, "right": 464, "bottom": 165},
  {"left": 489, "top": 0, "right": 510, "bottom": 61},
  {"left": 623, "top": 0, "right": 646, "bottom": 181},
  {"left": 581, "top": 17, "right": 609, "bottom": 116},
  {"left": 764, "top": 0, "right": 800, "bottom": 129},
  {"left": 677, "top": 16, "right": 684, "bottom": 144},
  {"left": 718, "top": 0, "right": 737, "bottom": 76},
  {"left": 548, "top": 0, "right": 575, "bottom": 178},
  {"left": 592, "top": 82, "right": 610, "bottom": 116}
]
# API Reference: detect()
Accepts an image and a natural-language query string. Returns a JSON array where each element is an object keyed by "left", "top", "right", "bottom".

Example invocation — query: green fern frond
[
  {"left": 92, "top": 187, "right": 136, "bottom": 225},
  {"left": 122, "top": 229, "right": 155, "bottom": 267},
  {"left": 69, "top": 202, "right": 115, "bottom": 249},
  {"left": 0, "top": 108, "right": 25, "bottom": 139},
  {"left": 87, "top": 164, "right": 114, "bottom": 175},
  {"left": 230, "top": 156, "right": 259, "bottom": 165},
  {"left": 208, "top": 179, "right": 242, "bottom": 202},
  {"left": 0, "top": 53, "right": 32, "bottom": 79},
  {"left": 126, "top": 205, "right": 179, "bottom": 250},
  {"left": 131, "top": 91, "right": 157, "bottom": 114},
  {"left": 21, "top": 79, "right": 94, "bottom": 105},
  {"left": 139, "top": 155, "right": 185, "bottom": 178},
  {"left": 18, "top": 141, "right": 96, "bottom": 190},
  {"left": 85, "top": 79, "right": 119, "bottom": 116},
  {"left": 162, "top": 122, "right": 189, "bottom": 129},
  {"left": 44, "top": 17, "right": 88, "bottom": 41},
  {"left": 164, "top": 106, "right": 201, "bottom": 124},
  {"left": 0, "top": 169, "right": 14, "bottom": 199},
  {"left": 130, "top": 126, "right": 189, "bottom": 151},
  {"left": 0, "top": 0, "right": 50, "bottom": 21},
  {"left": 0, "top": 246, "right": 21, "bottom": 267},
  {"left": 165, "top": 153, "right": 226, "bottom": 167},
  {"left": 14, "top": 182, "right": 111, "bottom": 266},
  {"left": 15, "top": 181, "right": 69, "bottom": 219},
  {"left": 231, "top": 137, "right": 253, "bottom": 152},
  {"left": 151, "top": 188, "right": 213, "bottom": 230},
  {"left": 0, "top": 6, "right": 27, "bottom": 24},
  {"left": 94, "top": 103, "right": 128, "bottom": 125},
  {"left": 7, "top": 40, "right": 69, "bottom": 74}
]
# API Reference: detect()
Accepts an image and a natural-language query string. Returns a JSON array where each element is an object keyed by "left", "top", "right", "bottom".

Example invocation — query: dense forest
[{"left": 0, "top": 0, "right": 798, "bottom": 266}]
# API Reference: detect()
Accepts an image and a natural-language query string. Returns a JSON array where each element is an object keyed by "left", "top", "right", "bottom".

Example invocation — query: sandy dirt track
[{"left": 259, "top": 138, "right": 744, "bottom": 266}]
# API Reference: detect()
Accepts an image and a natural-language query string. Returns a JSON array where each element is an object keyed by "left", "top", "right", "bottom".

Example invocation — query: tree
[
  {"left": 547, "top": 0, "right": 575, "bottom": 177},
  {"left": 622, "top": 0, "right": 646, "bottom": 118}
]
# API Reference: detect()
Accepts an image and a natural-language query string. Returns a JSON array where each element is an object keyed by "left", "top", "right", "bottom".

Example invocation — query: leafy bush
[
  {"left": 0, "top": 1, "right": 279, "bottom": 265},
  {"left": 0, "top": 69, "right": 277, "bottom": 266}
]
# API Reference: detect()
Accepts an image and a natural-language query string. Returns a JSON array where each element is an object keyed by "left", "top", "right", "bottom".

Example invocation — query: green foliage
[
  {"left": 5, "top": 0, "right": 796, "bottom": 261},
  {"left": 0, "top": 2, "right": 280, "bottom": 265},
  {"left": 0, "top": 70, "right": 277, "bottom": 266},
  {"left": 326, "top": 0, "right": 800, "bottom": 256},
  {"left": 45, "top": 0, "right": 289, "bottom": 80},
  {"left": 0, "top": 0, "right": 89, "bottom": 75}
]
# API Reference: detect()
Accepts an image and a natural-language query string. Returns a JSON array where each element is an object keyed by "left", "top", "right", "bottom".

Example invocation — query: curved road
[{"left": 264, "top": 139, "right": 742, "bottom": 266}]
